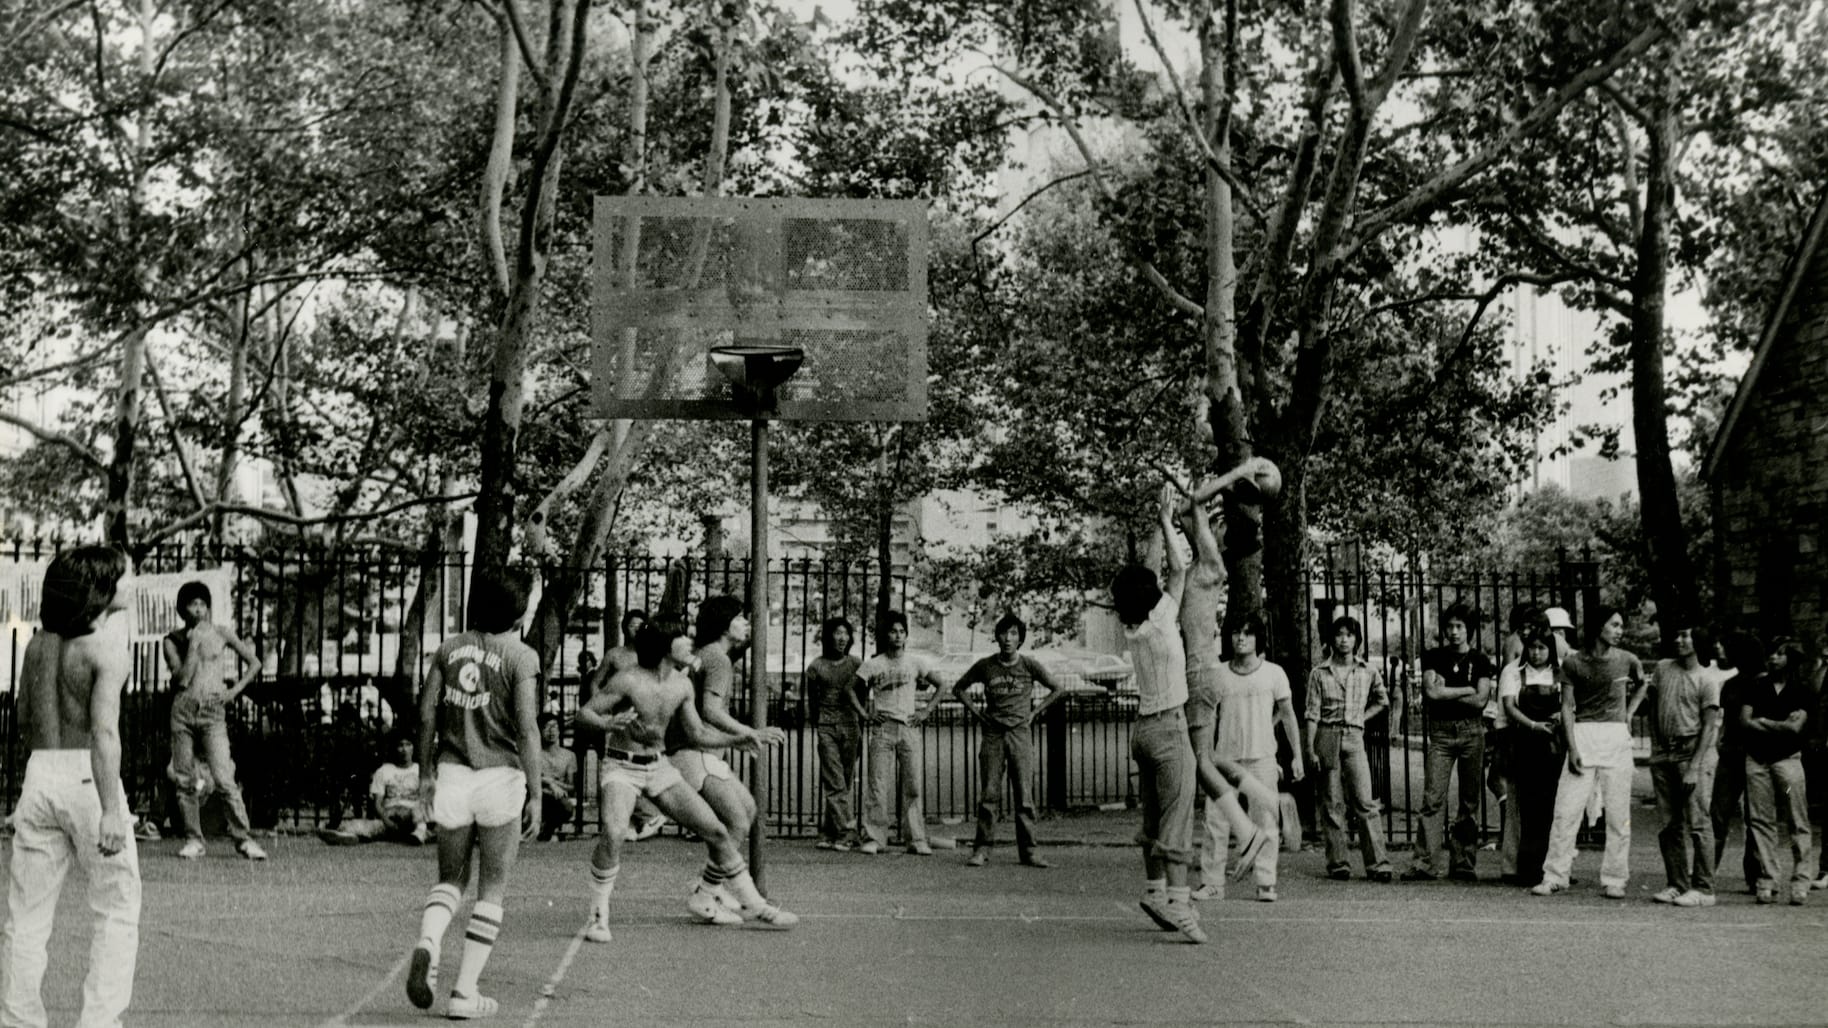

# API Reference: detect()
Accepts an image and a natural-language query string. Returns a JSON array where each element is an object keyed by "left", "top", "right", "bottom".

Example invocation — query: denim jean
[
  {"left": 1, "top": 751, "right": 141, "bottom": 1028},
  {"left": 862, "top": 720, "right": 927, "bottom": 848},
  {"left": 816, "top": 722, "right": 862, "bottom": 844},
  {"left": 1745, "top": 754, "right": 1814, "bottom": 890},
  {"left": 1651, "top": 753, "right": 1716, "bottom": 894},
  {"left": 169, "top": 692, "right": 254, "bottom": 844},
  {"left": 1709, "top": 748, "right": 1762, "bottom": 889},
  {"left": 1415, "top": 717, "right": 1485, "bottom": 875},
  {"left": 1315, "top": 725, "right": 1389, "bottom": 874},
  {"left": 1130, "top": 709, "right": 1195, "bottom": 866},
  {"left": 973, "top": 726, "right": 1038, "bottom": 855}
]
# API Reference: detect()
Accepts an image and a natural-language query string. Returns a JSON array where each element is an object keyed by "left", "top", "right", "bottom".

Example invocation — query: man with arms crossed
[
  {"left": 1, "top": 547, "right": 139, "bottom": 1028},
  {"left": 163, "top": 580, "right": 267, "bottom": 860},
  {"left": 858, "top": 611, "right": 948, "bottom": 856},
  {"left": 574, "top": 619, "right": 793, "bottom": 941},
  {"left": 1405, "top": 603, "right": 1495, "bottom": 882},
  {"left": 404, "top": 570, "right": 542, "bottom": 1020},
  {"left": 954, "top": 613, "right": 1063, "bottom": 868}
]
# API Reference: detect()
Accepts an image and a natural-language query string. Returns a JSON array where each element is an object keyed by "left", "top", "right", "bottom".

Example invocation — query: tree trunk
[
  {"left": 1629, "top": 102, "right": 1695, "bottom": 643},
  {"left": 105, "top": 326, "right": 147, "bottom": 549},
  {"left": 1263, "top": 462, "right": 1312, "bottom": 708}
]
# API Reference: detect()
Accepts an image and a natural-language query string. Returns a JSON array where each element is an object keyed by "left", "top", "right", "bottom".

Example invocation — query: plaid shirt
[{"left": 1304, "top": 657, "right": 1388, "bottom": 729}]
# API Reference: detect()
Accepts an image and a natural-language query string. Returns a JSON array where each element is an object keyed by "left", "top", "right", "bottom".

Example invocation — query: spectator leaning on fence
[
  {"left": 1647, "top": 624, "right": 1728, "bottom": 907},
  {"left": 954, "top": 612, "right": 1064, "bottom": 869},
  {"left": 857, "top": 610, "right": 948, "bottom": 856},
  {"left": 1405, "top": 603, "right": 1495, "bottom": 882},
  {"left": 807, "top": 616, "right": 865, "bottom": 851},
  {"left": 1533, "top": 605, "right": 1646, "bottom": 899},
  {"left": 1111, "top": 483, "right": 1206, "bottom": 944},
  {"left": 1304, "top": 615, "right": 1394, "bottom": 883},
  {"left": 1740, "top": 638, "right": 1816, "bottom": 906},
  {"left": 163, "top": 580, "right": 267, "bottom": 862}
]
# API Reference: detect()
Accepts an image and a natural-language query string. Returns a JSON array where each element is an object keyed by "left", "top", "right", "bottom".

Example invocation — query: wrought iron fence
[{"left": 0, "top": 540, "right": 1617, "bottom": 850}]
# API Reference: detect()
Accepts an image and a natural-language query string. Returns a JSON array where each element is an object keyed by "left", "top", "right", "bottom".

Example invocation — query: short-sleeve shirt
[
  {"left": 433, "top": 630, "right": 540, "bottom": 770},
  {"left": 1741, "top": 674, "right": 1812, "bottom": 765},
  {"left": 806, "top": 654, "right": 862, "bottom": 727},
  {"left": 1648, "top": 660, "right": 1723, "bottom": 762},
  {"left": 858, "top": 651, "right": 937, "bottom": 724},
  {"left": 371, "top": 762, "right": 420, "bottom": 812},
  {"left": 1560, "top": 648, "right": 1643, "bottom": 724},
  {"left": 1213, "top": 659, "right": 1291, "bottom": 763},
  {"left": 1125, "top": 594, "right": 1188, "bottom": 717},
  {"left": 957, "top": 654, "right": 1048, "bottom": 729},
  {"left": 1422, "top": 646, "right": 1497, "bottom": 724}
]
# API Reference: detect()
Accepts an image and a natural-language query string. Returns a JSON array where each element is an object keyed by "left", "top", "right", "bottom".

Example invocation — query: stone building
[{"left": 1703, "top": 191, "right": 1828, "bottom": 641}]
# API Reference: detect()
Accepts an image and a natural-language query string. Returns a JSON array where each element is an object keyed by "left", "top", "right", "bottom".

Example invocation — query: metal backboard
[{"left": 591, "top": 197, "right": 928, "bottom": 422}]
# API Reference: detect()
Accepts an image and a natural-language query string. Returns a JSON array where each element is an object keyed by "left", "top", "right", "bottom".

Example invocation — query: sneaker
[
  {"left": 859, "top": 840, "right": 881, "bottom": 855},
  {"left": 1371, "top": 869, "right": 1394, "bottom": 883},
  {"left": 1756, "top": 887, "right": 1777, "bottom": 905},
  {"left": 410, "top": 824, "right": 431, "bottom": 845},
  {"left": 1600, "top": 884, "right": 1626, "bottom": 900},
  {"left": 1139, "top": 893, "right": 1178, "bottom": 931},
  {"left": 316, "top": 828, "right": 361, "bottom": 846},
  {"left": 1529, "top": 881, "right": 1564, "bottom": 896},
  {"left": 1327, "top": 866, "right": 1352, "bottom": 881},
  {"left": 711, "top": 884, "right": 743, "bottom": 912},
  {"left": 743, "top": 901, "right": 799, "bottom": 929},
  {"left": 631, "top": 816, "right": 667, "bottom": 842},
  {"left": 1166, "top": 899, "right": 1207, "bottom": 944},
  {"left": 237, "top": 840, "right": 268, "bottom": 861},
  {"left": 1019, "top": 853, "right": 1051, "bottom": 869},
  {"left": 1447, "top": 869, "right": 1479, "bottom": 883},
  {"left": 584, "top": 911, "right": 613, "bottom": 943},
  {"left": 1400, "top": 868, "right": 1437, "bottom": 882},
  {"left": 405, "top": 944, "right": 437, "bottom": 1009},
  {"left": 1651, "top": 886, "right": 1682, "bottom": 904},
  {"left": 815, "top": 839, "right": 837, "bottom": 850},
  {"left": 965, "top": 849, "right": 988, "bottom": 868},
  {"left": 1672, "top": 890, "right": 1716, "bottom": 907},
  {"left": 446, "top": 991, "right": 499, "bottom": 1020},
  {"left": 1231, "top": 829, "right": 1269, "bottom": 882},
  {"left": 1813, "top": 872, "right": 1828, "bottom": 891},
  {"left": 177, "top": 839, "right": 206, "bottom": 860},
  {"left": 1791, "top": 884, "right": 1809, "bottom": 906},
  {"left": 1256, "top": 886, "right": 1277, "bottom": 903},
  {"left": 906, "top": 842, "right": 934, "bottom": 856},
  {"left": 686, "top": 884, "right": 743, "bottom": 925},
  {"left": 831, "top": 840, "right": 855, "bottom": 852},
  {"left": 1189, "top": 883, "right": 1223, "bottom": 901}
]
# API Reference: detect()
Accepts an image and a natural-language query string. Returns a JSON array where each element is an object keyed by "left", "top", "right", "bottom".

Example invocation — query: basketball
[{"left": 1251, "top": 458, "right": 1282, "bottom": 500}]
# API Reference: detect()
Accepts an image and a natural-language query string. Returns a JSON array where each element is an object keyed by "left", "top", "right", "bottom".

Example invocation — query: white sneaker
[
  {"left": 446, "top": 991, "right": 499, "bottom": 1020},
  {"left": 584, "top": 910, "right": 613, "bottom": 943},
  {"left": 1672, "top": 890, "right": 1716, "bottom": 907},
  {"left": 237, "top": 839, "right": 268, "bottom": 861},
  {"left": 711, "top": 884, "right": 743, "bottom": 912},
  {"left": 1651, "top": 886, "right": 1681, "bottom": 904},
  {"left": 1529, "top": 881, "right": 1564, "bottom": 896},
  {"left": 686, "top": 885, "right": 743, "bottom": 925},
  {"left": 631, "top": 816, "right": 667, "bottom": 842},
  {"left": 1600, "top": 884, "right": 1626, "bottom": 900},
  {"left": 743, "top": 901, "right": 799, "bottom": 929},
  {"left": 177, "top": 839, "right": 206, "bottom": 860},
  {"left": 1190, "top": 883, "right": 1223, "bottom": 901}
]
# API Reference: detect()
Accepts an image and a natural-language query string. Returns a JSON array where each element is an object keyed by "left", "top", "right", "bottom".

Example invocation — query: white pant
[
  {"left": 1542, "top": 723, "right": 1633, "bottom": 889},
  {"left": 1201, "top": 755, "right": 1279, "bottom": 887},
  {"left": 1, "top": 751, "right": 141, "bottom": 1028}
]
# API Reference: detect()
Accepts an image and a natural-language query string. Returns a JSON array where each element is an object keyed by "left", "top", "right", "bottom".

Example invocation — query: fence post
[{"left": 1044, "top": 701, "right": 1067, "bottom": 811}]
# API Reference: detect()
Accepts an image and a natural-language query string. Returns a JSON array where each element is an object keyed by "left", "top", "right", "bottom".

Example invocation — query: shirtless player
[{"left": 574, "top": 619, "right": 796, "bottom": 943}]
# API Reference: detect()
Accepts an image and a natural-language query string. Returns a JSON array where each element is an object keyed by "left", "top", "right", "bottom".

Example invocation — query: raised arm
[{"left": 1158, "top": 483, "right": 1187, "bottom": 604}]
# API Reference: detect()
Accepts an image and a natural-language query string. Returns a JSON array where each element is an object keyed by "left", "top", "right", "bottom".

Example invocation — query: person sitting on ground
[
  {"left": 538, "top": 713, "right": 578, "bottom": 840},
  {"left": 319, "top": 733, "right": 430, "bottom": 845}
]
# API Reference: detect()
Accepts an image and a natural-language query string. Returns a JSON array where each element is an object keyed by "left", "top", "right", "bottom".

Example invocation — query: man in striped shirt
[{"left": 1303, "top": 616, "right": 1393, "bottom": 881}]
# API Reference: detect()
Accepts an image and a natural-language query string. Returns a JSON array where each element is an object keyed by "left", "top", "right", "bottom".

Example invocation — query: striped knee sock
[
  {"left": 417, "top": 883, "right": 461, "bottom": 959},
  {"left": 452, "top": 901, "right": 502, "bottom": 997},
  {"left": 700, "top": 862, "right": 731, "bottom": 891},
  {"left": 590, "top": 864, "right": 619, "bottom": 917}
]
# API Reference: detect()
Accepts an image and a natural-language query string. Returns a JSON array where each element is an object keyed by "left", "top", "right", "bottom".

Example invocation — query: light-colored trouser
[
  {"left": 816, "top": 723, "right": 861, "bottom": 844},
  {"left": 863, "top": 720, "right": 927, "bottom": 848},
  {"left": 1315, "top": 725, "right": 1390, "bottom": 873},
  {"left": 170, "top": 692, "right": 253, "bottom": 844},
  {"left": 1203, "top": 755, "right": 1279, "bottom": 887},
  {"left": 1650, "top": 754, "right": 1716, "bottom": 894},
  {"left": 1745, "top": 754, "right": 1814, "bottom": 890},
  {"left": 1542, "top": 723, "right": 1633, "bottom": 889},
  {"left": 1131, "top": 709, "right": 1194, "bottom": 866},
  {"left": 1, "top": 750, "right": 141, "bottom": 1028}
]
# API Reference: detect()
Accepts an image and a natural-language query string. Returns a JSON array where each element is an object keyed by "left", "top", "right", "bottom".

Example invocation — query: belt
[
  {"left": 1137, "top": 707, "right": 1183, "bottom": 720},
  {"left": 606, "top": 747, "right": 660, "bottom": 766},
  {"left": 1318, "top": 721, "right": 1362, "bottom": 730}
]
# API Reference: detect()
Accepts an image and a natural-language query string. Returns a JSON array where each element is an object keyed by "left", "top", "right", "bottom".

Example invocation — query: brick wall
[{"left": 1714, "top": 244, "right": 1828, "bottom": 642}]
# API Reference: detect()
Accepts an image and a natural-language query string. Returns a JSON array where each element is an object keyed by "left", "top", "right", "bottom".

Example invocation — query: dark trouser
[
  {"left": 1651, "top": 752, "right": 1716, "bottom": 894},
  {"left": 1416, "top": 717, "right": 1485, "bottom": 875},
  {"left": 539, "top": 791, "right": 575, "bottom": 841},
  {"left": 816, "top": 722, "right": 862, "bottom": 844},
  {"left": 1709, "top": 748, "right": 1762, "bottom": 890},
  {"left": 974, "top": 726, "right": 1038, "bottom": 856},
  {"left": 1509, "top": 729, "right": 1561, "bottom": 887}
]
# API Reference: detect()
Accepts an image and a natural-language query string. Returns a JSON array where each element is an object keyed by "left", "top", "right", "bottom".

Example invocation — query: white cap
[{"left": 1544, "top": 607, "right": 1573, "bottom": 630}]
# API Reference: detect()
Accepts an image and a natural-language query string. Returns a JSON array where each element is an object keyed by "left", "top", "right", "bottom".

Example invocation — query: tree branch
[
  {"left": 0, "top": 411, "right": 106, "bottom": 472},
  {"left": 1330, "top": 0, "right": 1366, "bottom": 112},
  {"left": 1131, "top": 0, "right": 1260, "bottom": 218},
  {"left": 141, "top": 345, "right": 210, "bottom": 513},
  {"left": 496, "top": 0, "right": 550, "bottom": 91},
  {"left": 137, "top": 491, "right": 483, "bottom": 551},
  {"left": 0, "top": 341, "right": 115, "bottom": 393},
  {"left": 1367, "top": 0, "right": 1430, "bottom": 104}
]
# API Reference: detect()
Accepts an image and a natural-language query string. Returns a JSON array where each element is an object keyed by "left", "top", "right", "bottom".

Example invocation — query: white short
[
  {"left": 432, "top": 763, "right": 527, "bottom": 829},
  {"left": 668, "top": 749, "right": 736, "bottom": 792},
  {"left": 599, "top": 754, "right": 687, "bottom": 800}
]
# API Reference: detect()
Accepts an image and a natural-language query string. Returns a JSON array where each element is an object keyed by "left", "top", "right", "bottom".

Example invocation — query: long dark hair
[{"left": 41, "top": 546, "right": 127, "bottom": 638}]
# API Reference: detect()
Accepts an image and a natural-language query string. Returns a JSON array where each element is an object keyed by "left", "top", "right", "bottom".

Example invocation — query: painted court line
[
  {"left": 316, "top": 945, "right": 411, "bottom": 1028},
  {"left": 805, "top": 907, "right": 1800, "bottom": 932},
  {"left": 522, "top": 922, "right": 592, "bottom": 1028}
]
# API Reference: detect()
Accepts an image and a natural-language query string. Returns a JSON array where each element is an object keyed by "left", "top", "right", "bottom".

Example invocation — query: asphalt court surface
[{"left": 6, "top": 827, "right": 1827, "bottom": 1027}]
